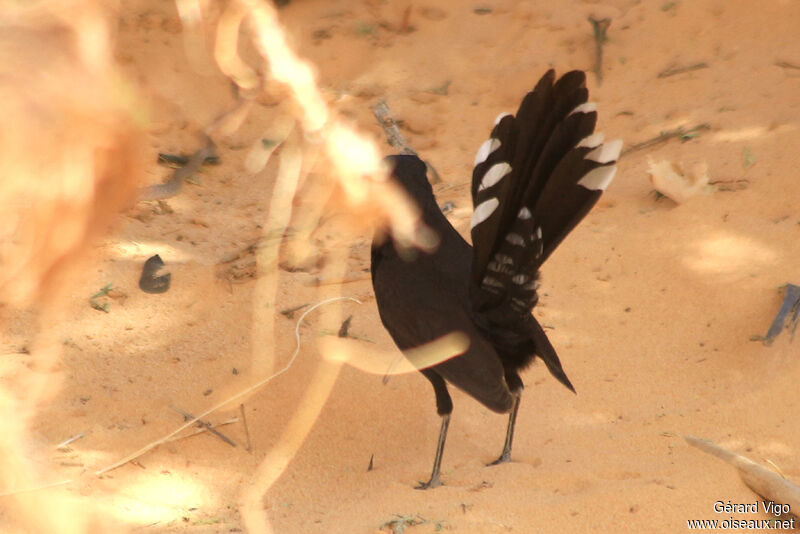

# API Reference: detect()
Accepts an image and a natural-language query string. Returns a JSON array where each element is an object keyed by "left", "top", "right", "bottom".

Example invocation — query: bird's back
[{"left": 371, "top": 155, "right": 515, "bottom": 413}]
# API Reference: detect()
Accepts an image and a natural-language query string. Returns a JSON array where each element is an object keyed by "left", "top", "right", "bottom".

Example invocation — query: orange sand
[{"left": 4, "top": 0, "right": 800, "bottom": 532}]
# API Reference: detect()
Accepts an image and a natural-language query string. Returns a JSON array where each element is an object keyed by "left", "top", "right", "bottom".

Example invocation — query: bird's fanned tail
[
  {"left": 468, "top": 69, "right": 620, "bottom": 390},
  {"left": 469, "top": 69, "right": 621, "bottom": 315}
]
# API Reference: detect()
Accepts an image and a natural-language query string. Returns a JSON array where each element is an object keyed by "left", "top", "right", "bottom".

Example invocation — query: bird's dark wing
[{"left": 469, "top": 70, "right": 620, "bottom": 316}]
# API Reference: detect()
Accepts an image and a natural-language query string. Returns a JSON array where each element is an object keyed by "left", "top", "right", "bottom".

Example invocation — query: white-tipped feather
[
  {"left": 585, "top": 139, "right": 623, "bottom": 164},
  {"left": 482, "top": 276, "right": 504, "bottom": 288},
  {"left": 494, "top": 253, "right": 514, "bottom": 265},
  {"left": 512, "top": 274, "right": 530, "bottom": 285},
  {"left": 505, "top": 233, "right": 525, "bottom": 246},
  {"left": 511, "top": 298, "right": 528, "bottom": 309},
  {"left": 470, "top": 198, "right": 500, "bottom": 229},
  {"left": 524, "top": 279, "right": 541, "bottom": 291},
  {"left": 487, "top": 261, "right": 514, "bottom": 274},
  {"left": 474, "top": 138, "right": 502, "bottom": 166},
  {"left": 577, "top": 132, "right": 605, "bottom": 149},
  {"left": 534, "top": 227, "right": 543, "bottom": 257},
  {"left": 478, "top": 162, "right": 512, "bottom": 191},
  {"left": 494, "top": 112, "right": 512, "bottom": 125},
  {"left": 568, "top": 102, "right": 597, "bottom": 116},
  {"left": 578, "top": 165, "right": 617, "bottom": 191},
  {"left": 518, "top": 207, "right": 532, "bottom": 220}
]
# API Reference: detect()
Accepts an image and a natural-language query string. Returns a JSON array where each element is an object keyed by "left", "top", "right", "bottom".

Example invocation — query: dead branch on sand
[{"left": 685, "top": 435, "right": 800, "bottom": 517}]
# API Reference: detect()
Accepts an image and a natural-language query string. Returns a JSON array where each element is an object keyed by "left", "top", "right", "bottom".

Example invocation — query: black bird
[{"left": 371, "top": 69, "right": 620, "bottom": 489}]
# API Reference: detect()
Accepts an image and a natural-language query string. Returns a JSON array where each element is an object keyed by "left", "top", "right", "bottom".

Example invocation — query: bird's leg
[
  {"left": 489, "top": 371, "right": 524, "bottom": 465},
  {"left": 489, "top": 391, "right": 521, "bottom": 465},
  {"left": 417, "top": 370, "right": 453, "bottom": 489},
  {"left": 417, "top": 413, "right": 450, "bottom": 489}
]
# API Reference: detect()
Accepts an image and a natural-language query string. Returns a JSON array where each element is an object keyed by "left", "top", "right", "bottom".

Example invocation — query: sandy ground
[{"left": 3, "top": 0, "right": 800, "bottom": 532}]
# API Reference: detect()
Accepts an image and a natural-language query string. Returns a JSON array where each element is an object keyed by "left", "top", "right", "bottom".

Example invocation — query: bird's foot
[
  {"left": 415, "top": 477, "right": 443, "bottom": 490},
  {"left": 487, "top": 452, "right": 512, "bottom": 466}
]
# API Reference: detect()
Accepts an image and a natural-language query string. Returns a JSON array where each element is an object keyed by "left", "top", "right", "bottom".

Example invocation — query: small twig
[
  {"left": 320, "top": 328, "right": 374, "bottom": 343},
  {"left": 588, "top": 16, "right": 611, "bottom": 84},
  {"left": 280, "top": 302, "right": 310, "bottom": 319},
  {"left": 162, "top": 418, "right": 239, "bottom": 444},
  {"left": 372, "top": 100, "right": 416, "bottom": 156},
  {"left": 708, "top": 179, "right": 750, "bottom": 192},
  {"left": 0, "top": 479, "right": 73, "bottom": 498},
  {"left": 89, "top": 283, "right": 113, "bottom": 313},
  {"left": 775, "top": 61, "right": 800, "bottom": 71},
  {"left": 219, "top": 239, "right": 263, "bottom": 264},
  {"left": 240, "top": 404, "right": 252, "bottom": 453},
  {"left": 90, "top": 283, "right": 113, "bottom": 300},
  {"left": 372, "top": 100, "right": 442, "bottom": 184},
  {"left": 169, "top": 406, "right": 237, "bottom": 447},
  {"left": 140, "top": 137, "right": 217, "bottom": 201},
  {"left": 657, "top": 62, "right": 709, "bottom": 78},
  {"left": 311, "top": 273, "right": 371, "bottom": 286},
  {"left": 338, "top": 315, "right": 353, "bottom": 338},
  {"left": 622, "top": 123, "right": 711, "bottom": 156},
  {"left": 762, "top": 284, "right": 800, "bottom": 346},
  {"left": 427, "top": 80, "right": 451, "bottom": 96},
  {"left": 367, "top": 454, "right": 374, "bottom": 472},
  {"left": 382, "top": 353, "right": 404, "bottom": 385},
  {"left": 766, "top": 459, "right": 788, "bottom": 480},
  {"left": 789, "top": 304, "right": 800, "bottom": 342},
  {"left": 55, "top": 432, "right": 85, "bottom": 450},
  {"left": 157, "top": 153, "right": 220, "bottom": 167},
  {"left": 380, "top": 514, "right": 426, "bottom": 533},
  {"left": 399, "top": 4, "right": 413, "bottom": 33}
]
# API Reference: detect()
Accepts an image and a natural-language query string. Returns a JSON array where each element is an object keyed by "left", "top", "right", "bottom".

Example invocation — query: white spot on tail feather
[
  {"left": 568, "top": 102, "right": 597, "bottom": 116},
  {"left": 488, "top": 261, "right": 513, "bottom": 274},
  {"left": 518, "top": 207, "right": 532, "bottom": 220},
  {"left": 494, "top": 112, "right": 512, "bottom": 125},
  {"left": 511, "top": 297, "right": 529, "bottom": 309},
  {"left": 482, "top": 276, "right": 504, "bottom": 288},
  {"left": 512, "top": 274, "right": 530, "bottom": 285},
  {"left": 505, "top": 233, "right": 525, "bottom": 246},
  {"left": 493, "top": 253, "right": 514, "bottom": 265},
  {"left": 578, "top": 165, "right": 617, "bottom": 191},
  {"left": 470, "top": 198, "right": 499, "bottom": 229},
  {"left": 478, "top": 162, "right": 512, "bottom": 191},
  {"left": 586, "top": 139, "right": 623, "bottom": 164},
  {"left": 524, "top": 279, "right": 541, "bottom": 291},
  {"left": 534, "top": 227, "right": 543, "bottom": 257},
  {"left": 577, "top": 132, "right": 604, "bottom": 149},
  {"left": 474, "top": 138, "right": 502, "bottom": 166}
]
